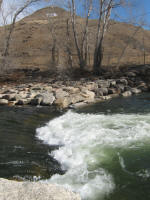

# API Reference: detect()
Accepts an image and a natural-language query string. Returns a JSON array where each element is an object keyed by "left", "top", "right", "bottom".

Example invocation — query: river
[{"left": 1, "top": 93, "right": 150, "bottom": 200}]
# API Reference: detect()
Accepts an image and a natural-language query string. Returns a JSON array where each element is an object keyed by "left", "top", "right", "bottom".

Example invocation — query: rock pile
[{"left": 0, "top": 66, "right": 150, "bottom": 109}]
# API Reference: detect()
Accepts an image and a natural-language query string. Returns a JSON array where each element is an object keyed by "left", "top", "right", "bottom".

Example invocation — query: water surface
[{"left": 1, "top": 93, "right": 150, "bottom": 200}]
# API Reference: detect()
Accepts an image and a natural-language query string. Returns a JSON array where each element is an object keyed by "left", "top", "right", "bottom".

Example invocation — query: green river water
[{"left": 1, "top": 93, "right": 150, "bottom": 200}]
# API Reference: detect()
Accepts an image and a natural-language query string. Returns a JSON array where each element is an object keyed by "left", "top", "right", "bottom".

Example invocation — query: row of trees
[
  {"left": 69, "top": 0, "right": 125, "bottom": 74},
  {"left": 0, "top": 0, "right": 147, "bottom": 74}
]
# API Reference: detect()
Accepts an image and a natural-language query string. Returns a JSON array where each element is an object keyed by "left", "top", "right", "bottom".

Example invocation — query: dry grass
[{"left": 0, "top": 6, "right": 150, "bottom": 73}]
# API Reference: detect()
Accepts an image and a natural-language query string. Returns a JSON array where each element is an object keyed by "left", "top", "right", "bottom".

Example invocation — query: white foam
[
  {"left": 136, "top": 169, "right": 150, "bottom": 178},
  {"left": 36, "top": 110, "right": 150, "bottom": 200}
]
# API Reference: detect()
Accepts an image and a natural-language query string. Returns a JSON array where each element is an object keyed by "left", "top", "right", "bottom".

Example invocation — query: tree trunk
[{"left": 93, "top": 44, "right": 103, "bottom": 75}]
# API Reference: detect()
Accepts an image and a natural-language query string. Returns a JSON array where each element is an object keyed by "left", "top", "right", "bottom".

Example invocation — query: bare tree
[
  {"left": 67, "top": 0, "right": 125, "bottom": 73},
  {"left": 3, "top": 0, "right": 41, "bottom": 57},
  {"left": 69, "top": 0, "right": 92, "bottom": 71},
  {"left": 65, "top": 18, "right": 73, "bottom": 68},
  {"left": 93, "top": 0, "right": 124, "bottom": 74},
  {"left": 46, "top": 6, "right": 59, "bottom": 66}
]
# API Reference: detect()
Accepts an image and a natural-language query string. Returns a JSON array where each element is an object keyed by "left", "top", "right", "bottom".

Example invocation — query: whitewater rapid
[{"left": 36, "top": 110, "right": 150, "bottom": 200}]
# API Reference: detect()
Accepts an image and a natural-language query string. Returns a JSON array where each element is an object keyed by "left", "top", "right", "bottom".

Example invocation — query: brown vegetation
[{"left": 0, "top": 6, "right": 150, "bottom": 75}]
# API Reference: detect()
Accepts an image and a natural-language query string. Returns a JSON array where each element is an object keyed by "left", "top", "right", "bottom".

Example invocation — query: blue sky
[
  {"left": 33, "top": 0, "right": 150, "bottom": 29},
  {"left": 1, "top": 0, "right": 150, "bottom": 29}
]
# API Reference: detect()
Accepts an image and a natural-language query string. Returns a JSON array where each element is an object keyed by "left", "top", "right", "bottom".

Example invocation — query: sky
[{"left": 1, "top": 0, "right": 150, "bottom": 29}]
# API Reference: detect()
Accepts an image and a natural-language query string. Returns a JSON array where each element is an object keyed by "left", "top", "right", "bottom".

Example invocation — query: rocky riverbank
[
  {"left": 0, "top": 178, "right": 81, "bottom": 200},
  {"left": 0, "top": 65, "right": 150, "bottom": 109}
]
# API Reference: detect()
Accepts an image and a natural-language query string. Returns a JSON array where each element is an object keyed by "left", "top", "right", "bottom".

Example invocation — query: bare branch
[{"left": 3, "top": 0, "right": 41, "bottom": 56}]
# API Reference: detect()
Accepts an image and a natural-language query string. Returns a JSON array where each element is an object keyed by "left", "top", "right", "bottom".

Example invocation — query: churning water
[
  {"left": 1, "top": 94, "right": 150, "bottom": 200},
  {"left": 36, "top": 110, "right": 150, "bottom": 200}
]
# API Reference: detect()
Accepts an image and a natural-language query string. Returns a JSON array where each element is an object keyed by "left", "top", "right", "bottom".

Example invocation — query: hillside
[{"left": 0, "top": 6, "right": 150, "bottom": 72}]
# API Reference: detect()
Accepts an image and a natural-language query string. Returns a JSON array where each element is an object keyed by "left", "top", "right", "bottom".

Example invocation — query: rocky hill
[{"left": 0, "top": 6, "right": 150, "bottom": 72}]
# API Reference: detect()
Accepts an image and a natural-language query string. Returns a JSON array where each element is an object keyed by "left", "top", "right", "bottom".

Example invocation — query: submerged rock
[{"left": 0, "top": 178, "right": 81, "bottom": 200}]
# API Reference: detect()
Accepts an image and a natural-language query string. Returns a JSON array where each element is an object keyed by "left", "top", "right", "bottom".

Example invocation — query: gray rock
[
  {"left": 128, "top": 80, "right": 134, "bottom": 87},
  {"left": 30, "top": 93, "right": 55, "bottom": 106},
  {"left": 96, "top": 88, "right": 108, "bottom": 96},
  {"left": 0, "top": 178, "right": 81, "bottom": 200},
  {"left": 138, "top": 82, "right": 146, "bottom": 87},
  {"left": 124, "top": 86, "right": 131, "bottom": 91},
  {"left": 43, "top": 86, "right": 53, "bottom": 93},
  {"left": 15, "top": 99, "right": 30, "bottom": 105},
  {"left": 71, "top": 102, "right": 88, "bottom": 109},
  {"left": 63, "top": 87, "right": 80, "bottom": 94},
  {"left": 0, "top": 99, "right": 8, "bottom": 105},
  {"left": 109, "top": 93, "right": 119, "bottom": 98},
  {"left": 15, "top": 100, "right": 24, "bottom": 105},
  {"left": 41, "top": 93, "right": 55, "bottom": 106},
  {"left": 108, "top": 88, "right": 116, "bottom": 95},
  {"left": 1, "top": 94, "right": 16, "bottom": 101},
  {"left": 131, "top": 88, "right": 142, "bottom": 94},
  {"left": 30, "top": 98, "right": 40, "bottom": 106},
  {"left": 85, "top": 83, "right": 98, "bottom": 91},
  {"left": 13, "top": 94, "right": 23, "bottom": 101},
  {"left": 126, "top": 71, "right": 136, "bottom": 77},
  {"left": 102, "top": 95, "right": 112, "bottom": 100},
  {"left": 69, "top": 94, "right": 85, "bottom": 104},
  {"left": 110, "top": 80, "right": 116, "bottom": 87},
  {"left": 116, "top": 78, "right": 128, "bottom": 85},
  {"left": 0, "top": 94, "right": 4, "bottom": 98},
  {"left": 121, "top": 91, "right": 132, "bottom": 97},
  {"left": 138, "top": 85, "right": 149, "bottom": 92},
  {"left": 116, "top": 84, "right": 125, "bottom": 93},
  {"left": 81, "top": 90, "right": 95, "bottom": 102},
  {"left": 55, "top": 97, "right": 71, "bottom": 108},
  {"left": 97, "top": 80, "right": 110, "bottom": 88},
  {"left": 2, "top": 89, "right": 16, "bottom": 94},
  {"left": 32, "top": 87, "right": 42, "bottom": 91},
  {"left": 55, "top": 88, "right": 69, "bottom": 99},
  {"left": 30, "top": 94, "right": 43, "bottom": 106}
]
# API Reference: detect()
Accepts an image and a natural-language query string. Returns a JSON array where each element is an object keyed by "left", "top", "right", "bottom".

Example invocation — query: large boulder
[
  {"left": 55, "top": 88, "right": 69, "bottom": 99},
  {"left": 81, "top": 90, "right": 95, "bottom": 102},
  {"left": 131, "top": 88, "right": 142, "bottom": 94},
  {"left": 41, "top": 93, "right": 55, "bottom": 106},
  {"left": 30, "top": 93, "right": 55, "bottom": 106},
  {"left": 70, "top": 94, "right": 85, "bottom": 104},
  {"left": 110, "top": 80, "right": 116, "bottom": 87},
  {"left": 1, "top": 94, "right": 16, "bottom": 101},
  {"left": 121, "top": 91, "right": 132, "bottom": 97},
  {"left": 0, "top": 178, "right": 81, "bottom": 200},
  {"left": 96, "top": 88, "right": 108, "bottom": 96},
  {"left": 30, "top": 94, "right": 43, "bottom": 105},
  {"left": 84, "top": 83, "right": 98, "bottom": 91},
  {"left": 54, "top": 97, "right": 71, "bottom": 109}
]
